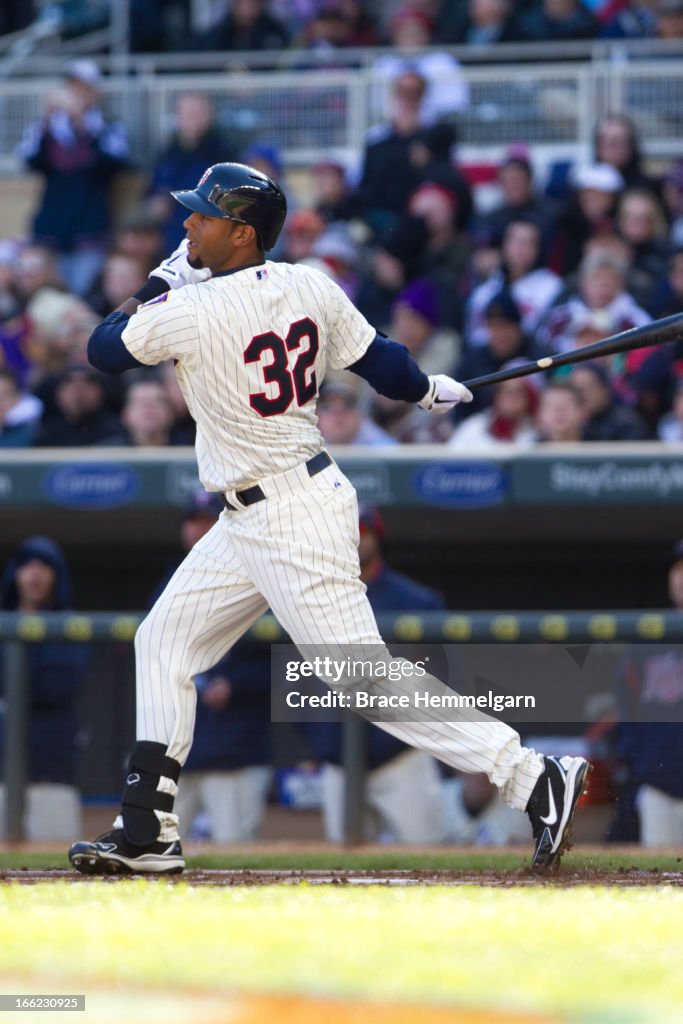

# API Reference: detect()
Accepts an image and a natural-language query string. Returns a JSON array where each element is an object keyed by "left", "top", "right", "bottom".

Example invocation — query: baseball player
[{"left": 68, "top": 163, "right": 589, "bottom": 875}]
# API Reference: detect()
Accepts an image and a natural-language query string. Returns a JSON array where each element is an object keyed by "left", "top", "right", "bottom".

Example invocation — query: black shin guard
[{"left": 121, "top": 741, "right": 181, "bottom": 845}]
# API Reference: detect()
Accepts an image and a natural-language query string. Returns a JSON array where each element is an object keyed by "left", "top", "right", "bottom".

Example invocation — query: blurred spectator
[
  {"left": 317, "top": 375, "right": 397, "bottom": 445},
  {"left": 535, "top": 380, "right": 586, "bottom": 442},
  {"left": 550, "top": 162, "right": 624, "bottom": 276},
  {"left": 594, "top": 114, "right": 660, "bottom": 193},
  {"left": 655, "top": 0, "right": 683, "bottom": 38},
  {"left": 114, "top": 209, "right": 165, "bottom": 274},
  {"left": 197, "top": 0, "right": 289, "bottom": 50},
  {"left": 130, "top": 0, "right": 191, "bottom": 52},
  {"left": 241, "top": 144, "right": 291, "bottom": 260},
  {"left": 33, "top": 364, "right": 125, "bottom": 447},
  {"left": 519, "top": 0, "right": 599, "bottom": 40},
  {"left": 148, "top": 92, "right": 233, "bottom": 253},
  {"left": 457, "top": 290, "right": 549, "bottom": 419},
  {"left": 613, "top": 540, "right": 683, "bottom": 845},
  {"left": 355, "top": 70, "right": 428, "bottom": 236},
  {"left": 100, "top": 378, "right": 181, "bottom": 447},
  {"left": 538, "top": 248, "right": 650, "bottom": 354},
  {"left": 309, "top": 225, "right": 361, "bottom": 300},
  {"left": 371, "top": 6, "right": 469, "bottom": 124},
  {"left": 0, "top": 241, "right": 32, "bottom": 387},
  {"left": 28, "top": 306, "right": 102, "bottom": 407},
  {"left": 389, "top": 277, "right": 459, "bottom": 375},
  {"left": 569, "top": 363, "right": 649, "bottom": 440},
  {"left": 648, "top": 246, "right": 683, "bottom": 319},
  {"left": 407, "top": 182, "right": 471, "bottom": 327},
  {"left": 282, "top": 209, "right": 327, "bottom": 263},
  {"left": 301, "top": 506, "right": 447, "bottom": 845},
  {"left": 86, "top": 251, "right": 148, "bottom": 318},
  {"left": 616, "top": 188, "right": 670, "bottom": 293},
  {"left": 158, "top": 359, "right": 196, "bottom": 445},
  {"left": 19, "top": 60, "right": 129, "bottom": 296},
  {"left": 657, "top": 378, "right": 683, "bottom": 441},
  {"left": 448, "top": 371, "right": 539, "bottom": 450},
  {"left": 0, "top": 536, "right": 89, "bottom": 841},
  {"left": 661, "top": 159, "right": 683, "bottom": 247},
  {"left": 312, "top": 158, "right": 358, "bottom": 222},
  {"left": 0, "top": 368, "right": 42, "bottom": 447},
  {"left": 356, "top": 214, "right": 429, "bottom": 327},
  {"left": 475, "top": 149, "right": 556, "bottom": 248},
  {"left": 466, "top": 219, "right": 563, "bottom": 348},
  {"left": 408, "top": 123, "right": 474, "bottom": 230},
  {"left": 437, "top": 0, "right": 523, "bottom": 44},
  {"left": 601, "top": 0, "right": 658, "bottom": 37}
]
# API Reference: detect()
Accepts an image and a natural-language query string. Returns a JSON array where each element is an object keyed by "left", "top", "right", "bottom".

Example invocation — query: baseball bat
[{"left": 461, "top": 311, "right": 683, "bottom": 391}]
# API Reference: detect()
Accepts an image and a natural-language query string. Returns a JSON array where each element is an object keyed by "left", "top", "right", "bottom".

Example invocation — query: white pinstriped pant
[{"left": 135, "top": 461, "right": 543, "bottom": 812}]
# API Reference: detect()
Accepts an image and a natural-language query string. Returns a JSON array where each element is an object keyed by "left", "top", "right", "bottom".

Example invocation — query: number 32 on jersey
[{"left": 244, "top": 317, "right": 319, "bottom": 417}]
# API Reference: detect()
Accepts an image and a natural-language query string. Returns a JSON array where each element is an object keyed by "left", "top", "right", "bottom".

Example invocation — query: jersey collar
[{"left": 212, "top": 260, "right": 266, "bottom": 279}]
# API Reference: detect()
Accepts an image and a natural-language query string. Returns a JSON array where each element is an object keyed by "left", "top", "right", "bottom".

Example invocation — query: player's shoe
[
  {"left": 68, "top": 828, "right": 185, "bottom": 876},
  {"left": 526, "top": 755, "right": 591, "bottom": 870}
]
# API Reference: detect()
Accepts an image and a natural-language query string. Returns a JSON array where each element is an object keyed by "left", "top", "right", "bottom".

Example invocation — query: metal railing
[
  {"left": 3, "top": 608, "right": 683, "bottom": 844},
  {"left": 0, "top": 52, "right": 682, "bottom": 176}
]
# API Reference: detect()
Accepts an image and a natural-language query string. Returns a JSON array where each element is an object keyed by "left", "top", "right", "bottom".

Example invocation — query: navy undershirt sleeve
[
  {"left": 347, "top": 333, "right": 429, "bottom": 402},
  {"left": 88, "top": 311, "right": 145, "bottom": 374}
]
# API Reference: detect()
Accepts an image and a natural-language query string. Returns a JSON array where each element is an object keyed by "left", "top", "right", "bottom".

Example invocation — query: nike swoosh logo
[
  {"left": 433, "top": 397, "right": 453, "bottom": 404},
  {"left": 540, "top": 780, "right": 558, "bottom": 825}
]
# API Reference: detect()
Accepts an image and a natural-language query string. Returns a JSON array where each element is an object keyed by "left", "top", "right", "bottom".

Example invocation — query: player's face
[{"left": 184, "top": 212, "right": 246, "bottom": 273}]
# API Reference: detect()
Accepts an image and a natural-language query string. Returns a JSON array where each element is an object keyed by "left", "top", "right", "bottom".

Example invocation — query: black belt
[{"left": 223, "top": 451, "right": 332, "bottom": 510}]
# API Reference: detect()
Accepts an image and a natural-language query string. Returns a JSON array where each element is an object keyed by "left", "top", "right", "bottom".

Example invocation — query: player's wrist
[{"left": 134, "top": 277, "right": 171, "bottom": 304}]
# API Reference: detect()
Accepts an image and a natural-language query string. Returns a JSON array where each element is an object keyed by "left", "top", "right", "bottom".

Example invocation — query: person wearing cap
[
  {"left": 407, "top": 182, "right": 471, "bottom": 328},
  {"left": 610, "top": 540, "right": 683, "bottom": 845},
  {"left": 466, "top": 218, "right": 563, "bottom": 348},
  {"left": 32, "top": 364, "right": 125, "bottom": 447},
  {"left": 388, "top": 276, "right": 459, "bottom": 376},
  {"left": 148, "top": 93, "right": 235, "bottom": 255},
  {"left": 550, "top": 162, "right": 625, "bottom": 276},
  {"left": 456, "top": 289, "right": 550, "bottom": 421},
  {"left": 300, "top": 506, "right": 448, "bottom": 844},
  {"left": 18, "top": 60, "right": 129, "bottom": 297},
  {"left": 151, "top": 491, "right": 272, "bottom": 843},
  {"left": 317, "top": 374, "right": 397, "bottom": 446},
  {"left": 0, "top": 536, "right": 89, "bottom": 840},
  {"left": 408, "top": 123, "right": 474, "bottom": 231}
]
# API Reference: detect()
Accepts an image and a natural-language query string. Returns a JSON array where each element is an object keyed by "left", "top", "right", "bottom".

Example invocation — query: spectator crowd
[{"left": 2, "top": 42, "right": 683, "bottom": 451}]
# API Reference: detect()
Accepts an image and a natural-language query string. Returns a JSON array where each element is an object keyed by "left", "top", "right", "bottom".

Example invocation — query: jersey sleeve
[
  {"left": 121, "top": 290, "right": 197, "bottom": 365},
  {"left": 323, "top": 275, "right": 376, "bottom": 369}
]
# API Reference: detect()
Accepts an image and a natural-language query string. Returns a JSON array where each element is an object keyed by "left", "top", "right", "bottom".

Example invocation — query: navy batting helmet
[{"left": 171, "top": 162, "right": 287, "bottom": 251}]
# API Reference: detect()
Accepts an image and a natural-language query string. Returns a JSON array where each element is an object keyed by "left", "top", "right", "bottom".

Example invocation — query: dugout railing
[{"left": 3, "top": 608, "right": 683, "bottom": 844}]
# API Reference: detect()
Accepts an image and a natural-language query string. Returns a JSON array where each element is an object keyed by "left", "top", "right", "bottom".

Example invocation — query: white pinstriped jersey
[{"left": 121, "top": 261, "right": 375, "bottom": 490}]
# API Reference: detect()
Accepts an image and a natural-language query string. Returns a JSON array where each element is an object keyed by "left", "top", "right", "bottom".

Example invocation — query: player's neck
[{"left": 214, "top": 250, "right": 265, "bottom": 274}]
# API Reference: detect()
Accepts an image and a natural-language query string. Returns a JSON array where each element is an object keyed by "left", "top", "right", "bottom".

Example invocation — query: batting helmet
[{"left": 171, "top": 162, "right": 287, "bottom": 251}]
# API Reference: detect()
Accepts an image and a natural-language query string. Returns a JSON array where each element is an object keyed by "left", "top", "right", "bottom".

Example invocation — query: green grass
[
  {"left": 1, "top": 847, "right": 682, "bottom": 872},
  {"left": 1, "top": 883, "right": 682, "bottom": 1022}
]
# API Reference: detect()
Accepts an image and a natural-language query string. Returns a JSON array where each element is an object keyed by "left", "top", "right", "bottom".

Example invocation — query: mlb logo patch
[
  {"left": 256, "top": 268, "right": 268, "bottom": 281},
  {"left": 142, "top": 292, "right": 169, "bottom": 307}
]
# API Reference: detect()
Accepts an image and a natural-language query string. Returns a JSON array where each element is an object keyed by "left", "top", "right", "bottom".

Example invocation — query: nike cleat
[
  {"left": 68, "top": 829, "right": 185, "bottom": 876},
  {"left": 526, "top": 755, "right": 591, "bottom": 870}
]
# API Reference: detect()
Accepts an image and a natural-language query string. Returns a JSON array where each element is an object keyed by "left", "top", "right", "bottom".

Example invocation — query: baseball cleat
[
  {"left": 68, "top": 829, "right": 185, "bottom": 876},
  {"left": 526, "top": 755, "right": 591, "bottom": 870}
]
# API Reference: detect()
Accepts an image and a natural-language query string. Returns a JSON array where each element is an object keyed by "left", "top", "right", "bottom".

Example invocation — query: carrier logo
[
  {"left": 42, "top": 464, "right": 140, "bottom": 508},
  {"left": 412, "top": 462, "right": 508, "bottom": 508}
]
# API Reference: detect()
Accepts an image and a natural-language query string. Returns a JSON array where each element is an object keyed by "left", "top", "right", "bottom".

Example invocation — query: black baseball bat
[{"left": 461, "top": 311, "right": 683, "bottom": 391}]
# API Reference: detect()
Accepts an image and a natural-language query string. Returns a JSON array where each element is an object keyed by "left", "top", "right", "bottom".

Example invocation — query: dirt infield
[{"left": 1, "top": 866, "right": 682, "bottom": 886}]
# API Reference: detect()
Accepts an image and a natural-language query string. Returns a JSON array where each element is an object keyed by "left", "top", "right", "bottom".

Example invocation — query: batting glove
[
  {"left": 418, "top": 374, "right": 473, "bottom": 413},
  {"left": 149, "top": 239, "right": 212, "bottom": 290}
]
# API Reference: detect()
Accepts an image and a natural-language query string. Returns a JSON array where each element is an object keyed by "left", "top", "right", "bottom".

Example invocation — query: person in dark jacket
[
  {"left": 147, "top": 92, "right": 236, "bottom": 254},
  {"left": 612, "top": 540, "right": 683, "bottom": 845},
  {"left": 569, "top": 363, "right": 649, "bottom": 441},
  {"left": 18, "top": 60, "right": 129, "bottom": 297},
  {"left": 300, "top": 506, "right": 447, "bottom": 843},
  {"left": 197, "top": 0, "right": 289, "bottom": 51},
  {"left": 32, "top": 364, "right": 125, "bottom": 447},
  {"left": 161, "top": 491, "right": 272, "bottom": 842},
  {"left": 0, "top": 536, "right": 89, "bottom": 839}
]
